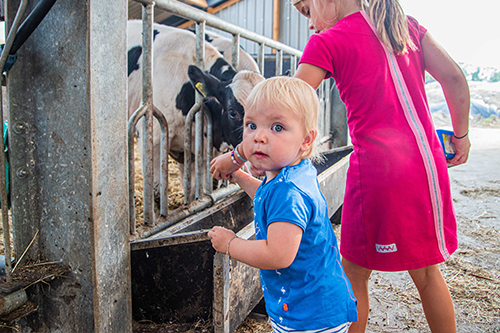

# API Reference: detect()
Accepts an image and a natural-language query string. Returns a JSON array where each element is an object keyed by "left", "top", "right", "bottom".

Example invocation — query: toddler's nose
[{"left": 253, "top": 129, "right": 267, "bottom": 143}]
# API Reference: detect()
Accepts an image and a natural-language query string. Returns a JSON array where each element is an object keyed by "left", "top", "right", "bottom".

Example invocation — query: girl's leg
[
  {"left": 408, "top": 264, "right": 456, "bottom": 333},
  {"left": 341, "top": 258, "right": 372, "bottom": 333}
]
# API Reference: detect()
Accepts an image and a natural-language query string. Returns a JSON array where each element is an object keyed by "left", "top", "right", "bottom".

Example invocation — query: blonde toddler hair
[{"left": 245, "top": 76, "right": 320, "bottom": 160}]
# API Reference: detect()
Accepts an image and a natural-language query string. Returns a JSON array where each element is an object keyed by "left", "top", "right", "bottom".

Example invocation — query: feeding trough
[{"left": 130, "top": 146, "right": 353, "bottom": 332}]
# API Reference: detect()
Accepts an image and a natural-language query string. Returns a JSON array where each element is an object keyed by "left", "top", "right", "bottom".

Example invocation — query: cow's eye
[{"left": 228, "top": 109, "right": 237, "bottom": 119}]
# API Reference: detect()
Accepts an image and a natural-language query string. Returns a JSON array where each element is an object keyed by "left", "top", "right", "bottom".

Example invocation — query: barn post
[{"left": 6, "top": 0, "right": 131, "bottom": 331}]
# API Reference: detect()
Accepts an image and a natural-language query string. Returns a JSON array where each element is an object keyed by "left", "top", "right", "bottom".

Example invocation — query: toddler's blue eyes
[
  {"left": 273, "top": 124, "right": 283, "bottom": 132},
  {"left": 248, "top": 123, "right": 257, "bottom": 130}
]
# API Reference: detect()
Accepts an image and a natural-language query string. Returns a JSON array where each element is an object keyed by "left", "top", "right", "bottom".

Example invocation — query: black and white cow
[
  {"left": 195, "top": 29, "right": 260, "bottom": 73},
  {"left": 127, "top": 20, "right": 264, "bottom": 202}
]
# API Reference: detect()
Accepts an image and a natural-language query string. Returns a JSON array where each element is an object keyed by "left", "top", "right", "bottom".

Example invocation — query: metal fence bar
[
  {"left": 194, "top": 21, "right": 205, "bottom": 200},
  {"left": 290, "top": 55, "right": 297, "bottom": 76},
  {"left": 183, "top": 102, "right": 201, "bottom": 204},
  {"left": 129, "top": 2, "right": 171, "bottom": 230},
  {"left": 231, "top": 33, "right": 240, "bottom": 70},
  {"left": 141, "top": 3, "right": 155, "bottom": 226},
  {"left": 128, "top": 105, "right": 146, "bottom": 233},
  {"left": 275, "top": 49, "right": 282, "bottom": 75},
  {"left": 153, "top": 106, "right": 170, "bottom": 216},
  {"left": 205, "top": 110, "right": 213, "bottom": 195},
  {"left": 258, "top": 42, "right": 265, "bottom": 75}
]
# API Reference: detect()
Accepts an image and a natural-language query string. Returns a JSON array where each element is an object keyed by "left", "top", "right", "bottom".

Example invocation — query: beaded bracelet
[
  {"left": 453, "top": 131, "right": 468, "bottom": 139},
  {"left": 231, "top": 149, "right": 244, "bottom": 167},
  {"left": 234, "top": 144, "right": 248, "bottom": 163},
  {"left": 226, "top": 236, "right": 238, "bottom": 256}
]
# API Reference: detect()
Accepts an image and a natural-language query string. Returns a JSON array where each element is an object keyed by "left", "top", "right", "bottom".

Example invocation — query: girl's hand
[
  {"left": 210, "top": 152, "right": 241, "bottom": 180},
  {"left": 448, "top": 135, "right": 471, "bottom": 166},
  {"left": 208, "top": 226, "right": 236, "bottom": 254}
]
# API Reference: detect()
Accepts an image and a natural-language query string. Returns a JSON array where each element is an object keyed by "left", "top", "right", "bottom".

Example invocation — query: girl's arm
[
  {"left": 208, "top": 222, "right": 303, "bottom": 270},
  {"left": 229, "top": 169, "right": 261, "bottom": 199},
  {"left": 422, "top": 32, "right": 471, "bottom": 165},
  {"left": 294, "top": 63, "right": 328, "bottom": 90}
]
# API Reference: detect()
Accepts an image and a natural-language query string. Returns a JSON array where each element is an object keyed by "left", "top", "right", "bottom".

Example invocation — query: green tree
[
  {"left": 471, "top": 67, "right": 481, "bottom": 81},
  {"left": 489, "top": 71, "right": 500, "bottom": 83}
]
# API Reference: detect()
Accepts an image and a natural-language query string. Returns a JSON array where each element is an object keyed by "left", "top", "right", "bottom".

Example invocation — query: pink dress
[{"left": 300, "top": 12, "right": 457, "bottom": 271}]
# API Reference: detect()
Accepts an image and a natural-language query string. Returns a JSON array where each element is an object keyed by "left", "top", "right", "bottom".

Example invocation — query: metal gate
[{"left": 129, "top": 0, "right": 335, "bottom": 240}]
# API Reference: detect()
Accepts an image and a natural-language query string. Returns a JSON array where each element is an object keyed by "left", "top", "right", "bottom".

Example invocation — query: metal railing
[{"left": 129, "top": 0, "right": 332, "bottom": 237}]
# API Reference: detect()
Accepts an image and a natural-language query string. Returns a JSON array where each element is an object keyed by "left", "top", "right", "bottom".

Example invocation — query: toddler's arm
[
  {"left": 230, "top": 169, "right": 261, "bottom": 199},
  {"left": 208, "top": 221, "right": 302, "bottom": 270},
  {"left": 422, "top": 32, "right": 471, "bottom": 165}
]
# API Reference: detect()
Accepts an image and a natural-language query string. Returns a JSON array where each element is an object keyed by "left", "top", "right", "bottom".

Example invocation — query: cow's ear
[
  {"left": 209, "top": 58, "right": 237, "bottom": 82},
  {"left": 176, "top": 82, "right": 196, "bottom": 116},
  {"left": 187, "top": 65, "right": 224, "bottom": 100}
]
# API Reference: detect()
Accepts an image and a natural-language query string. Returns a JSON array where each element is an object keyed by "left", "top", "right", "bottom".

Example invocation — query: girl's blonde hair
[
  {"left": 245, "top": 76, "right": 320, "bottom": 160},
  {"left": 305, "top": 0, "right": 415, "bottom": 54},
  {"left": 361, "top": 0, "right": 416, "bottom": 54}
]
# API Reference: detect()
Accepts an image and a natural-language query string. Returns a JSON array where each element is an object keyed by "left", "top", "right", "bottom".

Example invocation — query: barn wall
[{"left": 208, "top": 0, "right": 313, "bottom": 54}]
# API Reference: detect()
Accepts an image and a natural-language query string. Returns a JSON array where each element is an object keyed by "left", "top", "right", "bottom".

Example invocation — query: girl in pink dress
[
  {"left": 291, "top": 0, "right": 470, "bottom": 332},
  {"left": 210, "top": 0, "right": 470, "bottom": 331}
]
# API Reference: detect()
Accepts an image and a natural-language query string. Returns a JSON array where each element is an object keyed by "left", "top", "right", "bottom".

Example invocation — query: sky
[{"left": 399, "top": 0, "right": 500, "bottom": 70}]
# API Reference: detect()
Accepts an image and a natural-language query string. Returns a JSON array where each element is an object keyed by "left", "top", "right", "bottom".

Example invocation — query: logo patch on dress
[{"left": 376, "top": 243, "right": 397, "bottom": 253}]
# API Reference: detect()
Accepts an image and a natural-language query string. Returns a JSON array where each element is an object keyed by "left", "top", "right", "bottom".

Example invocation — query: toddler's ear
[{"left": 301, "top": 129, "right": 317, "bottom": 151}]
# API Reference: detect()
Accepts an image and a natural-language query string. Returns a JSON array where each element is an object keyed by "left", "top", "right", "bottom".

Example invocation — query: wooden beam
[
  {"left": 177, "top": 0, "right": 244, "bottom": 29},
  {"left": 207, "top": 0, "right": 243, "bottom": 14},
  {"left": 272, "top": 0, "right": 281, "bottom": 54}
]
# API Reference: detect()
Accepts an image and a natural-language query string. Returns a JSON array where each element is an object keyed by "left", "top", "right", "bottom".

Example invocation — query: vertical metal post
[
  {"left": 318, "top": 82, "right": 325, "bottom": 140},
  {"left": 205, "top": 111, "right": 213, "bottom": 195},
  {"left": 231, "top": 33, "right": 240, "bottom": 70},
  {"left": 195, "top": 21, "right": 205, "bottom": 200},
  {"left": 258, "top": 43, "right": 265, "bottom": 75},
  {"left": 7, "top": 0, "right": 131, "bottom": 330},
  {"left": 275, "top": 49, "right": 282, "bottom": 75},
  {"left": 142, "top": 4, "right": 155, "bottom": 226},
  {"left": 0, "top": 0, "right": 28, "bottom": 284},
  {"left": 213, "top": 252, "right": 231, "bottom": 333},
  {"left": 290, "top": 55, "right": 297, "bottom": 76},
  {"left": 324, "top": 79, "right": 332, "bottom": 149}
]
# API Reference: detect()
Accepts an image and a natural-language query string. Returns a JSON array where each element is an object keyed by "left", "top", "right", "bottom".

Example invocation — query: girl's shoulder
[
  {"left": 406, "top": 15, "right": 427, "bottom": 41},
  {"left": 324, "top": 11, "right": 370, "bottom": 35}
]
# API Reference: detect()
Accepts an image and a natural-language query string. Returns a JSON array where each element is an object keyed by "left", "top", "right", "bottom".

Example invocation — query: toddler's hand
[
  {"left": 210, "top": 152, "right": 241, "bottom": 180},
  {"left": 207, "top": 226, "right": 236, "bottom": 254}
]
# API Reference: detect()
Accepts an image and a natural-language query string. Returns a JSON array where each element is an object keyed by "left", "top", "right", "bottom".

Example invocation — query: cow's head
[{"left": 176, "top": 64, "right": 264, "bottom": 150}]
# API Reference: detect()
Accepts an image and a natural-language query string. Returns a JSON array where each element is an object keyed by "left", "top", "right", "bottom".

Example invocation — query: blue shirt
[{"left": 254, "top": 159, "right": 358, "bottom": 329}]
